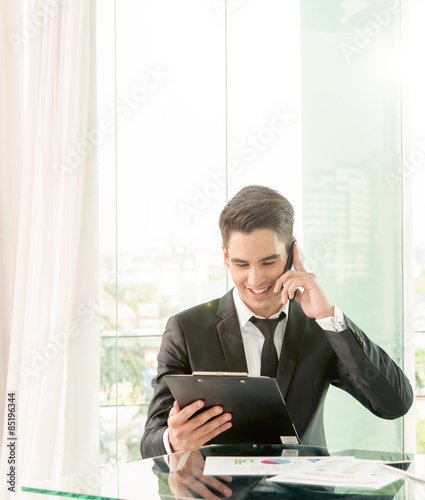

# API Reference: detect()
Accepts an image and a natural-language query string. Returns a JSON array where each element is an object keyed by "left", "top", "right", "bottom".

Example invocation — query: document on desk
[
  {"left": 267, "top": 457, "right": 408, "bottom": 490},
  {"left": 203, "top": 456, "right": 336, "bottom": 476}
]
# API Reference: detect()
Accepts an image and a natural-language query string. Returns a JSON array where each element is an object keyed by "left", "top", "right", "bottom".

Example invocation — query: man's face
[{"left": 223, "top": 228, "right": 288, "bottom": 318}]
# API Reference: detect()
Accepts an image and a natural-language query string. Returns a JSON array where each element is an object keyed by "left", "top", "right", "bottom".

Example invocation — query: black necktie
[{"left": 249, "top": 311, "right": 286, "bottom": 378}]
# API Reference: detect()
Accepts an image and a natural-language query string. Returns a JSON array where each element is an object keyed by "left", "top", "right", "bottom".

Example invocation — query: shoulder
[
  {"left": 172, "top": 297, "right": 221, "bottom": 326},
  {"left": 170, "top": 289, "right": 234, "bottom": 329},
  {"left": 161, "top": 298, "right": 222, "bottom": 347}
]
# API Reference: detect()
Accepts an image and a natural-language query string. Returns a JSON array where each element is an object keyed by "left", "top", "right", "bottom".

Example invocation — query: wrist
[
  {"left": 316, "top": 305, "right": 334, "bottom": 320},
  {"left": 169, "top": 431, "right": 185, "bottom": 454}
]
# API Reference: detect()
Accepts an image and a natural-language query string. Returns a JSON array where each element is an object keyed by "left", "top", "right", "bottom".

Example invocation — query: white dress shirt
[
  {"left": 232, "top": 288, "right": 346, "bottom": 376},
  {"left": 232, "top": 287, "right": 288, "bottom": 377},
  {"left": 162, "top": 289, "right": 346, "bottom": 453}
]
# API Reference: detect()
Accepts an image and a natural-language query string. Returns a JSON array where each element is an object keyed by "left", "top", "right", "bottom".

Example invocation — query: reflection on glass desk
[{"left": 22, "top": 444, "right": 425, "bottom": 499}]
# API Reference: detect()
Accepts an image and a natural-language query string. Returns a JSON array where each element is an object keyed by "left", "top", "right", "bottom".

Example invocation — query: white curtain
[{"left": 0, "top": 0, "right": 99, "bottom": 496}]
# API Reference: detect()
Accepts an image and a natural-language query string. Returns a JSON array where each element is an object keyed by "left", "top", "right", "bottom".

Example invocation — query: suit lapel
[
  {"left": 276, "top": 300, "right": 307, "bottom": 397},
  {"left": 216, "top": 290, "right": 248, "bottom": 373}
]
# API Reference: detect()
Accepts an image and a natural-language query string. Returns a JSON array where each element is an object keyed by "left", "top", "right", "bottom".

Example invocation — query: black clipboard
[{"left": 164, "top": 372, "right": 300, "bottom": 445}]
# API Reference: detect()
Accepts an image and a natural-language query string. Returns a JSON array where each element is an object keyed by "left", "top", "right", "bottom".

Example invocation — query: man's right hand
[{"left": 167, "top": 400, "right": 232, "bottom": 453}]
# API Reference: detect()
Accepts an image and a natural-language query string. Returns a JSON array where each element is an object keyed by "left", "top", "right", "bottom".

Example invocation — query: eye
[
  {"left": 236, "top": 263, "right": 248, "bottom": 268},
  {"left": 263, "top": 261, "right": 277, "bottom": 266}
]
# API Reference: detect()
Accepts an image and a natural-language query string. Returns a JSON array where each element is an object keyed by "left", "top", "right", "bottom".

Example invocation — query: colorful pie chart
[{"left": 261, "top": 459, "right": 292, "bottom": 465}]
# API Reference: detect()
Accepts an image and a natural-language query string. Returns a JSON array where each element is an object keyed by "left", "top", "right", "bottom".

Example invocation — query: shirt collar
[{"left": 232, "top": 287, "right": 289, "bottom": 329}]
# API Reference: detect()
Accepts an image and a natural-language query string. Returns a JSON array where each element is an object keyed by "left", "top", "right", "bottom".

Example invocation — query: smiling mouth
[{"left": 247, "top": 285, "right": 273, "bottom": 295}]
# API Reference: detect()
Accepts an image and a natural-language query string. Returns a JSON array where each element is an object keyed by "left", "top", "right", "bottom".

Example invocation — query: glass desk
[{"left": 22, "top": 444, "right": 425, "bottom": 499}]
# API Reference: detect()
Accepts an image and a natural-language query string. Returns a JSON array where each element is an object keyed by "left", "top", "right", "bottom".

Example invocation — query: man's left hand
[
  {"left": 273, "top": 241, "right": 334, "bottom": 319},
  {"left": 168, "top": 450, "right": 233, "bottom": 499}
]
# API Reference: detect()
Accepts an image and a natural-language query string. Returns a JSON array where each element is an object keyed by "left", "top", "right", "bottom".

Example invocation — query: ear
[{"left": 222, "top": 244, "right": 229, "bottom": 267}]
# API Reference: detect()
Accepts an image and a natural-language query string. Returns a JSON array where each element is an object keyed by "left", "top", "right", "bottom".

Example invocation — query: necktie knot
[
  {"left": 249, "top": 311, "right": 286, "bottom": 338},
  {"left": 249, "top": 311, "right": 286, "bottom": 377}
]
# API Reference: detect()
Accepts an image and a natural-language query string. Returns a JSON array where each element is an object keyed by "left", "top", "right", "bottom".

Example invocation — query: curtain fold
[
  {"left": 0, "top": 0, "right": 24, "bottom": 457},
  {"left": 0, "top": 0, "right": 99, "bottom": 494}
]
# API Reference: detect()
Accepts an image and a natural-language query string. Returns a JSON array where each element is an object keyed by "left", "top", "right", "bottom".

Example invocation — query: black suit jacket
[{"left": 141, "top": 290, "right": 413, "bottom": 459}]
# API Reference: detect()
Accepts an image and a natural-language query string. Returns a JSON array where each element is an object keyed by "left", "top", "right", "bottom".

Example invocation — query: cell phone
[
  {"left": 281, "top": 240, "right": 297, "bottom": 300},
  {"left": 283, "top": 240, "right": 295, "bottom": 274}
]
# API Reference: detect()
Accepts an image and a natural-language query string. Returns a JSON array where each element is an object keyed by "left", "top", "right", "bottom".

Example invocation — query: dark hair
[{"left": 218, "top": 185, "right": 294, "bottom": 250}]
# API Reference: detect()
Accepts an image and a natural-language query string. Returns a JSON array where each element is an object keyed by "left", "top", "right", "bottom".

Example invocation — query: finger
[
  {"left": 285, "top": 279, "right": 300, "bottom": 300},
  {"left": 183, "top": 476, "right": 223, "bottom": 500},
  {"left": 196, "top": 418, "right": 233, "bottom": 445},
  {"left": 168, "top": 400, "right": 205, "bottom": 429},
  {"left": 218, "top": 475, "right": 233, "bottom": 483},
  {"left": 190, "top": 406, "right": 227, "bottom": 428},
  {"left": 273, "top": 269, "right": 299, "bottom": 294},
  {"left": 185, "top": 411, "right": 232, "bottom": 448},
  {"left": 288, "top": 286, "right": 301, "bottom": 302},
  {"left": 280, "top": 276, "right": 305, "bottom": 303},
  {"left": 273, "top": 268, "right": 300, "bottom": 294},
  {"left": 169, "top": 400, "right": 180, "bottom": 417},
  {"left": 180, "top": 415, "right": 233, "bottom": 451},
  {"left": 273, "top": 274, "right": 286, "bottom": 293},
  {"left": 173, "top": 400, "right": 205, "bottom": 422},
  {"left": 169, "top": 409, "right": 232, "bottom": 451},
  {"left": 280, "top": 277, "right": 298, "bottom": 303},
  {"left": 292, "top": 241, "right": 306, "bottom": 272},
  {"left": 173, "top": 482, "right": 193, "bottom": 499},
  {"left": 200, "top": 475, "right": 233, "bottom": 498},
  {"left": 280, "top": 282, "right": 289, "bottom": 305},
  {"left": 286, "top": 277, "right": 309, "bottom": 300}
]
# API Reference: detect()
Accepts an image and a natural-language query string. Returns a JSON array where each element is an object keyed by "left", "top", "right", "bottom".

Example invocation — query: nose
[{"left": 247, "top": 266, "right": 265, "bottom": 288}]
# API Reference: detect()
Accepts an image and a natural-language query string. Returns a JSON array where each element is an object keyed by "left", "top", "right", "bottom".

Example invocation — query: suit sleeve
[
  {"left": 140, "top": 315, "right": 191, "bottom": 459},
  {"left": 321, "top": 314, "right": 413, "bottom": 419}
]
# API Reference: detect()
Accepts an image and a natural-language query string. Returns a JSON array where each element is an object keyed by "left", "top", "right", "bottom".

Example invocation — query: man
[{"left": 141, "top": 185, "right": 413, "bottom": 459}]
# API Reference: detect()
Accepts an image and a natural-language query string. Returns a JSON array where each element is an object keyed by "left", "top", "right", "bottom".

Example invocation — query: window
[
  {"left": 97, "top": 0, "right": 301, "bottom": 465},
  {"left": 97, "top": 0, "right": 417, "bottom": 464},
  {"left": 408, "top": 1, "right": 425, "bottom": 453}
]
